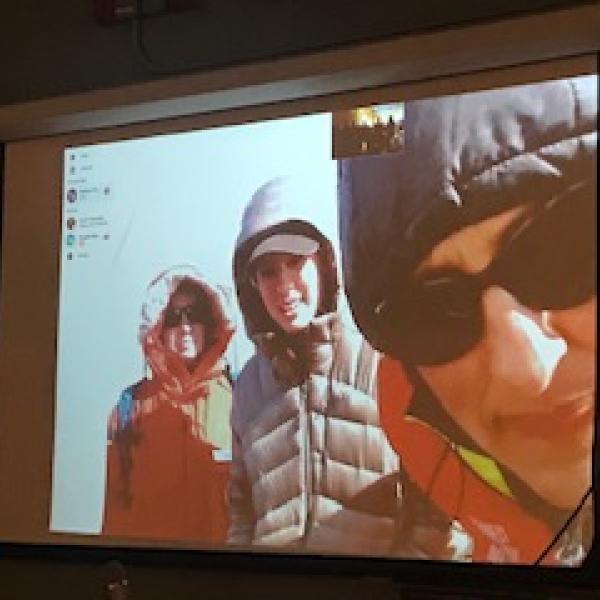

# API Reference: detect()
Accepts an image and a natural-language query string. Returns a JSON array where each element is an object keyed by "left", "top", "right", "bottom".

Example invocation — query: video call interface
[{"left": 52, "top": 73, "right": 597, "bottom": 566}]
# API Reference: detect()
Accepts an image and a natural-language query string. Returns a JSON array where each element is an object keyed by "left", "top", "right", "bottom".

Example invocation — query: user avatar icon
[
  {"left": 66, "top": 217, "right": 77, "bottom": 230},
  {"left": 66, "top": 234, "right": 76, "bottom": 246},
  {"left": 67, "top": 189, "right": 77, "bottom": 203}
]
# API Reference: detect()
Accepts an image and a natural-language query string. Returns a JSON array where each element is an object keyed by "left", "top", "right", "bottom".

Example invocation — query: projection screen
[{"left": 0, "top": 51, "right": 597, "bottom": 571}]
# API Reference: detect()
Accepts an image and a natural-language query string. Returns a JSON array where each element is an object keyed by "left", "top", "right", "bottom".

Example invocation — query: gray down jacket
[
  {"left": 228, "top": 314, "right": 399, "bottom": 551},
  {"left": 228, "top": 175, "right": 399, "bottom": 552}
]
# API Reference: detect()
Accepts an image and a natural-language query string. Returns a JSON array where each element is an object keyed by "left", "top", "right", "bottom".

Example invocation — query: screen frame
[{"left": 0, "top": 3, "right": 598, "bottom": 594}]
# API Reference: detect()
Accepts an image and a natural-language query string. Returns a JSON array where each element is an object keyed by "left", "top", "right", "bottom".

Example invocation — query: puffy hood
[
  {"left": 139, "top": 265, "right": 235, "bottom": 403},
  {"left": 234, "top": 174, "right": 340, "bottom": 342},
  {"left": 339, "top": 74, "right": 597, "bottom": 361}
]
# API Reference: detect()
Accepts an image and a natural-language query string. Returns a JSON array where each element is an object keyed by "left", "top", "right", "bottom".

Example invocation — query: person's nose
[
  {"left": 480, "top": 286, "right": 567, "bottom": 396},
  {"left": 180, "top": 312, "right": 192, "bottom": 332},
  {"left": 275, "top": 264, "right": 295, "bottom": 293}
]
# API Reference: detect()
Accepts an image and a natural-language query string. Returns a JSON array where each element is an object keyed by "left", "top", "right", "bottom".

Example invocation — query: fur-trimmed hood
[{"left": 139, "top": 265, "right": 235, "bottom": 403}]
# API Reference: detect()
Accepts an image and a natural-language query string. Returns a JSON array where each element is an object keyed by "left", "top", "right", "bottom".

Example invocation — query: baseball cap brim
[{"left": 249, "top": 233, "right": 319, "bottom": 264}]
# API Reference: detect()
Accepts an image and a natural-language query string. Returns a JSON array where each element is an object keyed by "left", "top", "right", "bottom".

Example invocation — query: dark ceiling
[{"left": 0, "top": 0, "right": 590, "bottom": 106}]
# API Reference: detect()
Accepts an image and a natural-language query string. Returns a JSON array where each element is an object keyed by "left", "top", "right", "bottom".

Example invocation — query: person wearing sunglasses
[
  {"left": 227, "top": 174, "right": 398, "bottom": 551},
  {"left": 338, "top": 74, "right": 596, "bottom": 563},
  {"left": 102, "top": 265, "right": 235, "bottom": 543}
]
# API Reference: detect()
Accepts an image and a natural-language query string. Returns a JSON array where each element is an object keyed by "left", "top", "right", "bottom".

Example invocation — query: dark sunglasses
[
  {"left": 378, "top": 181, "right": 596, "bottom": 365},
  {"left": 163, "top": 303, "right": 205, "bottom": 328}
]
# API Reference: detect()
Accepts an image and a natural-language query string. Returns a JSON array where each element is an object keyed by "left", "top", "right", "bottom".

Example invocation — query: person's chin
[
  {"left": 279, "top": 314, "right": 311, "bottom": 334},
  {"left": 281, "top": 322, "right": 305, "bottom": 334},
  {"left": 180, "top": 347, "right": 199, "bottom": 363},
  {"left": 496, "top": 394, "right": 594, "bottom": 441}
]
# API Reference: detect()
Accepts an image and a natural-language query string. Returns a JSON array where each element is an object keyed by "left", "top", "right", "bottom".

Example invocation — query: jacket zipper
[{"left": 301, "top": 379, "right": 313, "bottom": 538}]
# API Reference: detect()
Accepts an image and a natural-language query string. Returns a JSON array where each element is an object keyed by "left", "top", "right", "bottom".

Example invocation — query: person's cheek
[
  {"left": 259, "top": 281, "right": 280, "bottom": 324},
  {"left": 481, "top": 286, "right": 567, "bottom": 396},
  {"left": 192, "top": 324, "right": 205, "bottom": 353}
]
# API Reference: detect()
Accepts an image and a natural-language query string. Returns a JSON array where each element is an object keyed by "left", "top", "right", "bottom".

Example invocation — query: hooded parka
[
  {"left": 102, "top": 265, "right": 235, "bottom": 543},
  {"left": 228, "top": 175, "right": 399, "bottom": 552},
  {"left": 339, "top": 75, "right": 597, "bottom": 563}
]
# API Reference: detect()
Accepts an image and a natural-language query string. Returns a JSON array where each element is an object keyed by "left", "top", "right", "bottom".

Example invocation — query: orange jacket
[
  {"left": 102, "top": 266, "right": 235, "bottom": 544},
  {"left": 377, "top": 356, "right": 559, "bottom": 564},
  {"left": 103, "top": 383, "right": 231, "bottom": 543}
]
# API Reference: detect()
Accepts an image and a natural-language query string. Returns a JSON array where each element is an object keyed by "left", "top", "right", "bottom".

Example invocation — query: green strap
[{"left": 457, "top": 446, "right": 513, "bottom": 498}]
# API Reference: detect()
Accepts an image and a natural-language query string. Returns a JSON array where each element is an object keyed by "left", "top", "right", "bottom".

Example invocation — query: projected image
[
  {"left": 52, "top": 73, "right": 596, "bottom": 566},
  {"left": 332, "top": 102, "right": 405, "bottom": 158}
]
